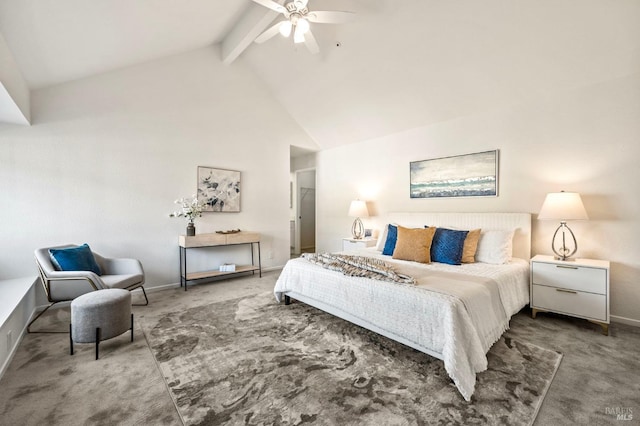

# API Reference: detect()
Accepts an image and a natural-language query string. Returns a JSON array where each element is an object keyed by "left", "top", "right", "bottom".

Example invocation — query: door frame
[{"left": 294, "top": 167, "right": 316, "bottom": 255}]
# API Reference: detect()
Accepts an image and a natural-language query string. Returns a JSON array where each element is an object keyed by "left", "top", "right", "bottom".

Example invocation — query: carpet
[{"left": 142, "top": 291, "right": 562, "bottom": 426}]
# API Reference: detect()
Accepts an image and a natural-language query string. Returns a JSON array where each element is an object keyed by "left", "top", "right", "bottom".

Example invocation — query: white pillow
[
  {"left": 475, "top": 229, "right": 515, "bottom": 264},
  {"left": 375, "top": 224, "right": 389, "bottom": 251}
]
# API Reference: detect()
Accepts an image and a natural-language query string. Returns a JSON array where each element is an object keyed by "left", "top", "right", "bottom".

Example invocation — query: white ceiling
[
  {"left": 1, "top": 0, "right": 639, "bottom": 149},
  {"left": 0, "top": 0, "right": 250, "bottom": 89}
]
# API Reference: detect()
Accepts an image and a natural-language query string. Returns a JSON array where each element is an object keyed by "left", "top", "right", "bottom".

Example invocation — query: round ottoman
[{"left": 70, "top": 289, "right": 133, "bottom": 359}]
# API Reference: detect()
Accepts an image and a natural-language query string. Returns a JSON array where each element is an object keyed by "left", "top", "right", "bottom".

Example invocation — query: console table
[{"left": 179, "top": 232, "right": 261, "bottom": 291}]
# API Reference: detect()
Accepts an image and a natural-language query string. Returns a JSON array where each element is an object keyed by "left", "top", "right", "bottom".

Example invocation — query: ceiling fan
[{"left": 251, "top": 0, "right": 354, "bottom": 54}]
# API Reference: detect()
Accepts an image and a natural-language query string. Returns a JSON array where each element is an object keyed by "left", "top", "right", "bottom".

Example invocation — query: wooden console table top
[{"left": 179, "top": 231, "right": 260, "bottom": 248}]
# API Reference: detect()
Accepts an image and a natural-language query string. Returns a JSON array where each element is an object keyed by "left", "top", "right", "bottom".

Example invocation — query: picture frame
[
  {"left": 410, "top": 150, "right": 499, "bottom": 198},
  {"left": 197, "top": 166, "right": 241, "bottom": 212}
]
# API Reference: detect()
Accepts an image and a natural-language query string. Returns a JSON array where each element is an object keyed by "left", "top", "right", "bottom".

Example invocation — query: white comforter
[{"left": 273, "top": 249, "right": 529, "bottom": 401}]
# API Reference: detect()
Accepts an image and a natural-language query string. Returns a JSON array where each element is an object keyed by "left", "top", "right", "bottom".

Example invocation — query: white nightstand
[
  {"left": 342, "top": 238, "right": 377, "bottom": 252},
  {"left": 530, "top": 254, "right": 610, "bottom": 335}
]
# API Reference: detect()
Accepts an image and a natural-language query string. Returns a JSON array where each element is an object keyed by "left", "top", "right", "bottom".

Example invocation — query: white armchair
[{"left": 30, "top": 244, "right": 148, "bottom": 332}]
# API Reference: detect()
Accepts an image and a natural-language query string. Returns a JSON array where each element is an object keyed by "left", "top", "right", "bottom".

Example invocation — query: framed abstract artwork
[
  {"left": 410, "top": 150, "right": 499, "bottom": 198},
  {"left": 197, "top": 166, "right": 241, "bottom": 212}
]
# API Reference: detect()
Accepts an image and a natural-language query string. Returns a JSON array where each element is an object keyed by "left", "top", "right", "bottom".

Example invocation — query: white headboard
[{"left": 386, "top": 212, "right": 531, "bottom": 260}]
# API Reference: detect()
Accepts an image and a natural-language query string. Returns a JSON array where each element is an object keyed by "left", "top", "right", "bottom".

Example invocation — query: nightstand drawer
[
  {"left": 532, "top": 262, "right": 607, "bottom": 294},
  {"left": 342, "top": 238, "right": 376, "bottom": 252},
  {"left": 343, "top": 240, "right": 366, "bottom": 251},
  {"left": 532, "top": 284, "right": 607, "bottom": 321}
]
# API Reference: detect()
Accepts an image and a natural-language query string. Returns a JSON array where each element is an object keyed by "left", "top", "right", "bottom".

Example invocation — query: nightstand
[
  {"left": 530, "top": 254, "right": 610, "bottom": 335},
  {"left": 342, "top": 238, "right": 377, "bottom": 252}
]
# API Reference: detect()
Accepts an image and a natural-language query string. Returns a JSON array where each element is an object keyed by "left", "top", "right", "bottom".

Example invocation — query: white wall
[
  {"left": 0, "top": 47, "right": 317, "bottom": 287},
  {"left": 316, "top": 73, "right": 640, "bottom": 323},
  {"left": 0, "top": 33, "right": 30, "bottom": 125}
]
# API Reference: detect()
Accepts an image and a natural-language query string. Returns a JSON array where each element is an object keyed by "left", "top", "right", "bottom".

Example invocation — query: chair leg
[
  {"left": 130, "top": 313, "right": 134, "bottom": 342},
  {"left": 132, "top": 286, "right": 149, "bottom": 306},
  {"left": 28, "top": 302, "right": 67, "bottom": 333}
]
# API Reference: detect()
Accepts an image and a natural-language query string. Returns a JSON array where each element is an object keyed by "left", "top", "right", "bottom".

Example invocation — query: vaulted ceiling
[{"left": 1, "top": 0, "right": 639, "bottom": 149}]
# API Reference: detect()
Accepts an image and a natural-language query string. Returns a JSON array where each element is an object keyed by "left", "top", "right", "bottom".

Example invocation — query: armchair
[{"left": 30, "top": 244, "right": 148, "bottom": 332}]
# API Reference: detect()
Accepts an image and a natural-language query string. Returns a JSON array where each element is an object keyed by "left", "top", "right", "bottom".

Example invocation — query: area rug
[{"left": 141, "top": 291, "right": 562, "bottom": 425}]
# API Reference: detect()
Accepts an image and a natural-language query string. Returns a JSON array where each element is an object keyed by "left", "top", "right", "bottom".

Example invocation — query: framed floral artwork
[{"left": 197, "top": 166, "right": 241, "bottom": 212}]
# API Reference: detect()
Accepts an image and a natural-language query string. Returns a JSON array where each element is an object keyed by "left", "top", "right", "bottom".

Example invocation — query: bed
[{"left": 274, "top": 212, "right": 531, "bottom": 401}]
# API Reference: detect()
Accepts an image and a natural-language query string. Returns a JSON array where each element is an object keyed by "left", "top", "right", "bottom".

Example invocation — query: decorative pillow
[
  {"left": 381, "top": 224, "right": 398, "bottom": 256},
  {"left": 461, "top": 229, "right": 482, "bottom": 263},
  {"left": 475, "top": 230, "right": 515, "bottom": 264},
  {"left": 376, "top": 224, "right": 389, "bottom": 251},
  {"left": 430, "top": 228, "right": 469, "bottom": 265},
  {"left": 392, "top": 226, "right": 436, "bottom": 263},
  {"left": 49, "top": 243, "right": 102, "bottom": 275}
]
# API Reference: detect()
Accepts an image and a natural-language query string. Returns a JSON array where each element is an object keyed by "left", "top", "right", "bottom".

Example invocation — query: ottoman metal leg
[
  {"left": 96, "top": 327, "right": 101, "bottom": 360},
  {"left": 130, "top": 313, "right": 134, "bottom": 342},
  {"left": 70, "top": 323, "right": 74, "bottom": 355}
]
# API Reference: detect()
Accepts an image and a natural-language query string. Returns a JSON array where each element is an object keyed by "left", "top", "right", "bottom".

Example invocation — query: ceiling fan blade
[
  {"left": 304, "top": 29, "right": 320, "bottom": 54},
  {"left": 294, "top": 0, "right": 309, "bottom": 8},
  {"left": 251, "top": 0, "right": 286, "bottom": 14},
  {"left": 255, "top": 22, "right": 284, "bottom": 44},
  {"left": 306, "top": 11, "right": 355, "bottom": 24}
]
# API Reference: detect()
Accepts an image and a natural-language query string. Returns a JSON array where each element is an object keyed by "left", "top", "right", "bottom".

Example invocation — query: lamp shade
[
  {"left": 348, "top": 200, "right": 369, "bottom": 218},
  {"left": 538, "top": 191, "right": 588, "bottom": 221}
]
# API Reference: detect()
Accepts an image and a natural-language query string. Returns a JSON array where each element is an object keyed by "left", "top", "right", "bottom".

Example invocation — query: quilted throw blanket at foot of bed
[{"left": 301, "top": 252, "right": 416, "bottom": 284}]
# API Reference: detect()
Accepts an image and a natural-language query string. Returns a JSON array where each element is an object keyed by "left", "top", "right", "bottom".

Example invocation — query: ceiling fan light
[
  {"left": 297, "top": 18, "right": 310, "bottom": 34},
  {"left": 293, "top": 25, "right": 306, "bottom": 43},
  {"left": 279, "top": 20, "right": 292, "bottom": 37}
]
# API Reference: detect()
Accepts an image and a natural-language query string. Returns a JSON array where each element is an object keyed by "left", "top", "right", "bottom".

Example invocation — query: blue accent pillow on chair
[
  {"left": 431, "top": 228, "right": 469, "bottom": 265},
  {"left": 382, "top": 224, "right": 398, "bottom": 256},
  {"left": 49, "top": 244, "right": 102, "bottom": 275}
]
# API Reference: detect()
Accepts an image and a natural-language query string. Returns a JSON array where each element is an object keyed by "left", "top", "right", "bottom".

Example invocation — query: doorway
[{"left": 293, "top": 168, "right": 316, "bottom": 257}]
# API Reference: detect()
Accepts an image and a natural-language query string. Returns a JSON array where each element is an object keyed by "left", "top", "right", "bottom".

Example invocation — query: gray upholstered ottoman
[{"left": 70, "top": 289, "right": 133, "bottom": 359}]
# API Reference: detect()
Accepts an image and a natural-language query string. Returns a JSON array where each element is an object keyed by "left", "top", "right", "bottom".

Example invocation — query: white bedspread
[{"left": 273, "top": 249, "right": 529, "bottom": 401}]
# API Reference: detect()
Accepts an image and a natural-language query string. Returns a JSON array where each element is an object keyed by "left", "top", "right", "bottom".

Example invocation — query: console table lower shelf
[{"left": 179, "top": 232, "right": 261, "bottom": 291}]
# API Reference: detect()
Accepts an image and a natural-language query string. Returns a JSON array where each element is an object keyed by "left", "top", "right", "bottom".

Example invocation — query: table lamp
[
  {"left": 348, "top": 200, "right": 369, "bottom": 239},
  {"left": 538, "top": 191, "right": 588, "bottom": 261}
]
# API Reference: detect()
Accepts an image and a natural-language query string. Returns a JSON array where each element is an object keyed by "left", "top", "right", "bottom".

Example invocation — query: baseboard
[
  {"left": 136, "top": 283, "right": 180, "bottom": 293},
  {"left": 610, "top": 315, "right": 640, "bottom": 327},
  {"left": 138, "top": 272, "right": 282, "bottom": 293}
]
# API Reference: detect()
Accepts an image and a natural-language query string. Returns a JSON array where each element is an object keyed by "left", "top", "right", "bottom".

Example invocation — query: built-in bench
[{"left": 0, "top": 277, "right": 38, "bottom": 378}]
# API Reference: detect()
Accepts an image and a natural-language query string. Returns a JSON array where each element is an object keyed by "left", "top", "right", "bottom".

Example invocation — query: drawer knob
[
  {"left": 555, "top": 288, "right": 578, "bottom": 294},
  {"left": 556, "top": 265, "right": 579, "bottom": 270}
]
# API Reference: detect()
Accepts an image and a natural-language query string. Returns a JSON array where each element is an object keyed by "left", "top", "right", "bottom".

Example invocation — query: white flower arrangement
[{"left": 169, "top": 195, "right": 207, "bottom": 223}]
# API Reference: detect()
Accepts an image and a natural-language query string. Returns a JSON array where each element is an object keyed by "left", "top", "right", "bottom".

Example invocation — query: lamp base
[
  {"left": 351, "top": 217, "right": 364, "bottom": 239},
  {"left": 550, "top": 221, "right": 578, "bottom": 261},
  {"left": 553, "top": 256, "right": 576, "bottom": 262}
]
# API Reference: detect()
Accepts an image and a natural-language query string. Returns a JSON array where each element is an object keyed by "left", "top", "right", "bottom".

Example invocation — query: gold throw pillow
[
  {"left": 392, "top": 226, "right": 436, "bottom": 263},
  {"left": 461, "top": 229, "right": 481, "bottom": 263}
]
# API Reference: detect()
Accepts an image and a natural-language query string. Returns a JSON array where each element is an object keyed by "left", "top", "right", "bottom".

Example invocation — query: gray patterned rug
[{"left": 142, "top": 291, "right": 562, "bottom": 425}]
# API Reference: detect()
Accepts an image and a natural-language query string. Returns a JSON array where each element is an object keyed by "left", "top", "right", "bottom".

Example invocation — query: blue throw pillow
[
  {"left": 431, "top": 228, "right": 469, "bottom": 265},
  {"left": 382, "top": 224, "right": 398, "bottom": 256},
  {"left": 49, "top": 244, "right": 102, "bottom": 275}
]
